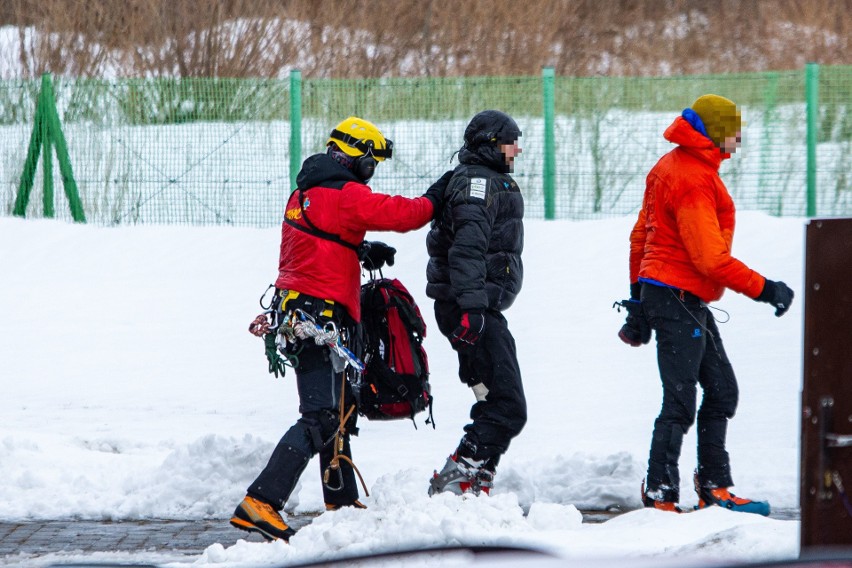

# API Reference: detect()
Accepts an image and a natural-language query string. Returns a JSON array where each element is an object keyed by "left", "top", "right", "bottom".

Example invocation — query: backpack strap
[{"left": 284, "top": 187, "right": 362, "bottom": 252}]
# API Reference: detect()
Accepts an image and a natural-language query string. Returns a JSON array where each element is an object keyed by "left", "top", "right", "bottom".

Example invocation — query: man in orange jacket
[{"left": 620, "top": 94, "right": 794, "bottom": 515}]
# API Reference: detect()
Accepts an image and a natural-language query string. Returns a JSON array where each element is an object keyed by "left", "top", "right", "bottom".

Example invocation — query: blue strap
[{"left": 639, "top": 276, "right": 676, "bottom": 289}]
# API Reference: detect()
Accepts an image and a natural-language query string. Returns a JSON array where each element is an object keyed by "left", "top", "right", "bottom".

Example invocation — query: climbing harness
[{"left": 249, "top": 285, "right": 366, "bottom": 377}]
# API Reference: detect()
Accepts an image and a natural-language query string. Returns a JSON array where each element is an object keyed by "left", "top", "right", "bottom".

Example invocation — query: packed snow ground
[{"left": 0, "top": 211, "right": 804, "bottom": 566}]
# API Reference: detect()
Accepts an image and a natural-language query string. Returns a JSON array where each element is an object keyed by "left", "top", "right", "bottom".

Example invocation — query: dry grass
[{"left": 0, "top": 0, "right": 849, "bottom": 79}]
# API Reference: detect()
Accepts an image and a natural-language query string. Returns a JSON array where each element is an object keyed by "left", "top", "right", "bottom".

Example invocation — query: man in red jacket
[
  {"left": 620, "top": 95, "right": 794, "bottom": 515},
  {"left": 230, "top": 116, "right": 449, "bottom": 541}
]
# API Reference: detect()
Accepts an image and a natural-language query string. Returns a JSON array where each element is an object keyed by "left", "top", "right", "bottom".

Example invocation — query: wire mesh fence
[{"left": 1, "top": 65, "right": 849, "bottom": 227}]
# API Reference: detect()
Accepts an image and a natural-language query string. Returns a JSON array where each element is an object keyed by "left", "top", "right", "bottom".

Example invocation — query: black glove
[
  {"left": 423, "top": 170, "right": 454, "bottom": 220},
  {"left": 450, "top": 311, "right": 485, "bottom": 350},
  {"left": 616, "top": 284, "right": 651, "bottom": 347},
  {"left": 755, "top": 279, "right": 794, "bottom": 317},
  {"left": 359, "top": 241, "right": 396, "bottom": 270}
]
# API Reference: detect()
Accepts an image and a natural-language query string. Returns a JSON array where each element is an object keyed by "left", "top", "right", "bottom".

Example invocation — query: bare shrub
[{"left": 0, "top": 0, "right": 848, "bottom": 79}]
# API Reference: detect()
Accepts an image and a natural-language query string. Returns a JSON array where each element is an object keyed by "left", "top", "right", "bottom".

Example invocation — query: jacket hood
[
  {"left": 664, "top": 116, "right": 730, "bottom": 168},
  {"left": 459, "top": 110, "right": 521, "bottom": 173},
  {"left": 296, "top": 153, "right": 362, "bottom": 190}
]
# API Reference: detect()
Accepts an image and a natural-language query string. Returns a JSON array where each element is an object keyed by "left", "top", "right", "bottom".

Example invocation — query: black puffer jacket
[{"left": 426, "top": 112, "right": 524, "bottom": 312}]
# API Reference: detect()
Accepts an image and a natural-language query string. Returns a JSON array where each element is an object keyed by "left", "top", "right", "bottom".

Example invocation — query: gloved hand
[
  {"left": 755, "top": 279, "right": 794, "bottom": 317},
  {"left": 423, "top": 170, "right": 454, "bottom": 220},
  {"left": 450, "top": 311, "right": 485, "bottom": 350},
  {"left": 616, "top": 283, "right": 651, "bottom": 347},
  {"left": 617, "top": 300, "right": 652, "bottom": 347},
  {"left": 359, "top": 241, "right": 396, "bottom": 270}
]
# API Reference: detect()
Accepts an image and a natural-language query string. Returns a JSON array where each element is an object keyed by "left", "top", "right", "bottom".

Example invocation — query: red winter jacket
[
  {"left": 275, "top": 154, "right": 434, "bottom": 321},
  {"left": 629, "top": 116, "right": 765, "bottom": 303}
]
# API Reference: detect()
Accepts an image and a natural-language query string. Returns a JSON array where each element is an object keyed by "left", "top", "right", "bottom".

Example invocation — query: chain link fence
[{"left": 1, "top": 66, "right": 849, "bottom": 226}]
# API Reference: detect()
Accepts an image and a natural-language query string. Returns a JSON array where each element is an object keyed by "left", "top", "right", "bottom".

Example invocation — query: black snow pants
[
  {"left": 247, "top": 326, "right": 359, "bottom": 511},
  {"left": 434, "top": 301, "right": 527, "bottom": 469},
  {"left": 641, "top": 283, "right": 739, "bottom": 502}
]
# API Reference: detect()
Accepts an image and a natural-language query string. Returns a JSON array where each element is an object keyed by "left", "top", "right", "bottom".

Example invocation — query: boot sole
[
  {"left": 229, "top": 517, "right": 291, "bottom": 542},
  {"left": 695, "top": 499, "right": 770, "bottom": 516},
  {"left": 695, "top": 491, "right": 770, "bottom": 516},
  {"left": 325, "top": 501, "right": 368, "bottom": 511}
]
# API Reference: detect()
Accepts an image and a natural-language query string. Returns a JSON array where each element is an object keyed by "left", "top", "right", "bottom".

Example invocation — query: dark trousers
[
  {"left": 642, "top": 283, "right": 738, "bottom": 502},
  {"left": 434, "top": 301, "right": 527, "bottom": 467},
  {"left": 247, "top": 340, "right": 359, "bottom": 510}
]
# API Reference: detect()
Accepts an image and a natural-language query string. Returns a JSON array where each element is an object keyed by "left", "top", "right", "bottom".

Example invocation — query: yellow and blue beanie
[{"left": 688, "top": 94, "right": 743, "bottom": 147}]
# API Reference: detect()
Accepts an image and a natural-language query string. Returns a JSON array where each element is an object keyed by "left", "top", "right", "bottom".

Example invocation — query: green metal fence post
[
  {"left": 806, "top": 62, "right": 819, "bottom": 217},
  {"left": 289, "top": 69, "right": 302, "bottom": 192},
  {"left": 13, "top": 73, "right": 85, "bottom": 222},
  {"left": 47, "top": 78, "right": 86, "bottom": 223},
  {"left": 542, "top": 67, "right": 556, "bottom": 220},
  {"left": 41, "top": 74, "right": 55, "bottom": 218},
  {"left": 13, "top": 80, "right": 45, "bottom": 217}
]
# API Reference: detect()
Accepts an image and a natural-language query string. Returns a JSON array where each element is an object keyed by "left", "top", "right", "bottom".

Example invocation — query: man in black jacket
[{"left": 426, "top": 110, "right": 526, "bottom": 496}]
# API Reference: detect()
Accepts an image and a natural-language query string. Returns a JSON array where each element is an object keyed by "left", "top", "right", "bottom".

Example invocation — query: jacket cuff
[
  {"left": 630, "top": 282, "right": 642, "bottom": 301},
  {"left": 755, "top": 278, "right": 774, "bottom": 302}
]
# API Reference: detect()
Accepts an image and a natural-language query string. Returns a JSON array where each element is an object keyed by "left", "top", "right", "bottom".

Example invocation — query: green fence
[{"left": 2, "top": 65, "right": 850, "bottom": 226}]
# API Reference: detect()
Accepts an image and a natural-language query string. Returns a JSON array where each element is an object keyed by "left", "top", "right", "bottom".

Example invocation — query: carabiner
[{"left": 323, "top": 465, "right": 344, "bottom": 492}]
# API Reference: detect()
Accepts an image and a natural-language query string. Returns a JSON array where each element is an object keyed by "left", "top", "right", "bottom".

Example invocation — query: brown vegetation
[{"left": 0, "top": 0, "right": 849, "bottom": 79}]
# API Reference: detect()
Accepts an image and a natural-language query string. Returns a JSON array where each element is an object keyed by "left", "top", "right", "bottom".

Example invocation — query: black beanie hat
[{"left": 463, "top": 110, "right": 521, "bottom": 149}]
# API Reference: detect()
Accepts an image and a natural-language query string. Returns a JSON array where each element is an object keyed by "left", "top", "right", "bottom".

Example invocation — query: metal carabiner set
[{"left": 277, "top": 309, "right": 364, "bottom": 373}]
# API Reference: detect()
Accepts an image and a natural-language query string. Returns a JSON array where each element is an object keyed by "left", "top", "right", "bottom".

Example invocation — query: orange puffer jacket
[{"left": 629, "top": 116, "right": 765, "bottom": 303}]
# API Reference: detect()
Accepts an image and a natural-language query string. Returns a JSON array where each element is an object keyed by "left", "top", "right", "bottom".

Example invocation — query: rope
[
  {"left": 323, "top": 369, "right": 370, "bottom": 497},
  {"left": 294, "top": 318, "right": 341, "bottom": 346}
]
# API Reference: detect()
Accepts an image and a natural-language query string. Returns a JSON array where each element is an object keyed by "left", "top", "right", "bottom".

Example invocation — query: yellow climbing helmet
[{"left": 327, "top": 116, "right": 393, "bottom": 161}]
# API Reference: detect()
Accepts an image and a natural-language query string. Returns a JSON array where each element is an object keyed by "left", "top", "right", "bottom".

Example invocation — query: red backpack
[{"left": 355, "top": 278, "right": 433, "bottom": 427}]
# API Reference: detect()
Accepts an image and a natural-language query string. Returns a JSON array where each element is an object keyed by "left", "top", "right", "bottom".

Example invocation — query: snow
[{"left": 0, "top": 209, "right": 804, "bottom": 565}]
